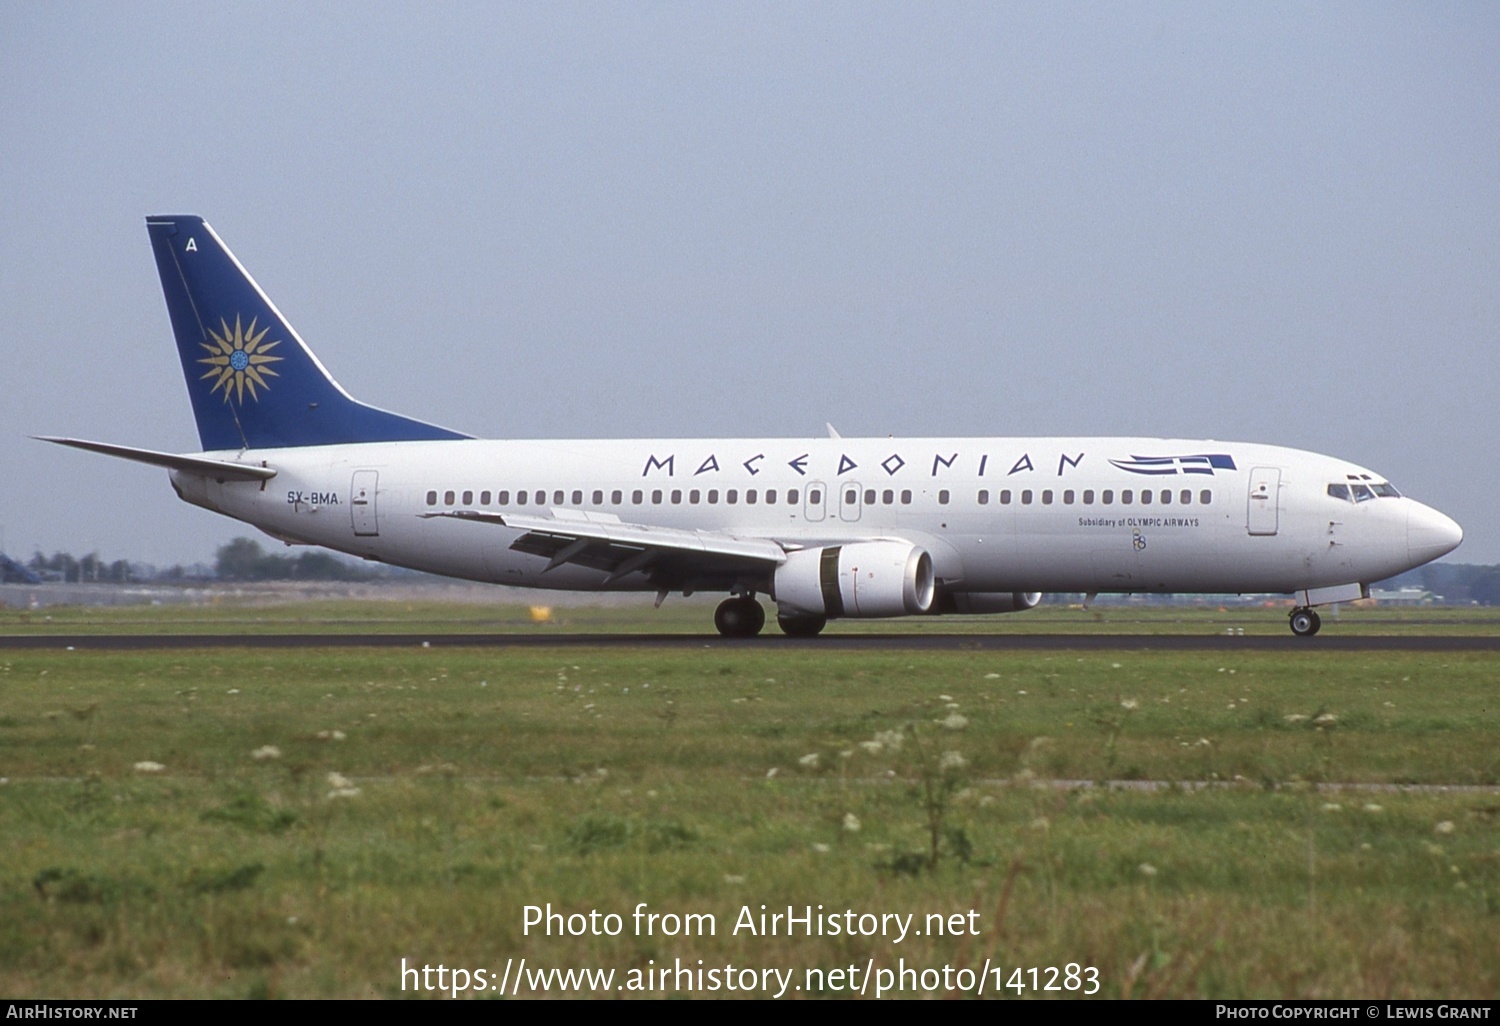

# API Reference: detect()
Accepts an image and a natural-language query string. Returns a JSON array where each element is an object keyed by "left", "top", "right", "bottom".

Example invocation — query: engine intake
[{"left": 774, "top": 541, "right": 934, "bottom": 619}]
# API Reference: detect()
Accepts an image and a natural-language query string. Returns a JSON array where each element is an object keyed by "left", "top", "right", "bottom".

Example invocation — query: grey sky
[{"left": 2, "top": 2, "right": 1496, "bottom": 567}]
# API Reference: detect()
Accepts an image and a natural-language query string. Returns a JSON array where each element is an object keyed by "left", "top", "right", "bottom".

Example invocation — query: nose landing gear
[{"left": 1288, "top": 607, "right": 1322, "bottom": 637}]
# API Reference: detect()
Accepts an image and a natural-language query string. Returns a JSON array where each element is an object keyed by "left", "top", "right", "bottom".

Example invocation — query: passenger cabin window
[
  {"left": 1121, "top": 490, "right": 1133, "bottom": 504},
  {"left": 805, "top": 489, "right": 817, "bottom": 505},
  {"left": 1199, "top": 490, "right": 1212, "bottom": 505},
  {"left": 863, "top": 489, "right": 875, "bottom": 505},
  {"left": 498, "top": 491, "right": 510, "bottom": 505},
  {"left": 1063, "top": 490, "right": 1074, "bottom": 504},
  {"left": 1101, "top": 490, "right": 1113, "bottom": 504},
  {"left": 726, "top": 489, "right": 737, "bottom": 503},
  {"left": 1000, "top": 490, "right": 1011, "bottom": 504},
  {"left": 765, "top": 489, "right": 777, "bottom": 504},
  {"left": 611, "top": 490, "right": 622, "bottom": 504},
  {"left": 978, "top": 489, "right": 989, "bottom": 505},
  {"left": 787, "top": 489, "right": 799, "bottom": 504},
  {"left": 630, "top": 490, "right": 641, "bottom": 504},
  {"left": 480, "top": 491, "right": 491, "bottom": 505},
  {"left": 462, "top": 490, "right": 473, "bottom": 505},
  {"left": 426, "top": 490, "right": 437, "bottom": 506},
  {"left": 592, "top": 490, "right": 603, "bottom": 505},
  {"left": 444, "top": 490, "right": 455, "bottom": 505},
  {"left": 534, "top": 490, "right": 545, "bottom": 505},
  {"left": 553, "top": 490, "right": 565, "bottom": 505},
  {"left": 882, "top": 489, "right": 894, "bottom": 505},
  {"left": 1021, "top": 490, "right": 1033, "bottom": 504},
  {"left": 651, "top": 490, "right": 663, "bottom": 504},
  {"left": 900, "top": 490, "right": 912, "bottom": 505},
  {"left": 689, "top": 489, "right": 700, "bottom": 504},
  {"left": 516, "top": 491, "right": 527, "bottom": 505},
  {"left": 1082, "top": 489, "right": 1094, "bottom": 504},
  {"left": 938, "top": 489, "right": 950, "bottom": 505},
  {"left": 1139, "top": 490, "right": 1150, "bottom": 505},
  {"left": 745, "top": 489, "right": 757, "bottom": 504},
  {"left": 671, "top": 490, "right": 683, "bottom": 504},
  {"left": 1041, "top": 490, "right": 1053, "bottom": 505},
  {"left": 708, "top": 489, "right": 719, "bottom": 504}
]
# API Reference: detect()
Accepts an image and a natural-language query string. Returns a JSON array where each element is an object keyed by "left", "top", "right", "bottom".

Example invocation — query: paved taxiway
[{"left": 2, "top": 633, "right": 1497, "bottom": 651}]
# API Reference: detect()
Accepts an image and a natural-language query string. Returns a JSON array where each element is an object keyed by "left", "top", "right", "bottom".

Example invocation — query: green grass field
[{"left": 1, "top": 607, "right": 1497, "bottom": 998}]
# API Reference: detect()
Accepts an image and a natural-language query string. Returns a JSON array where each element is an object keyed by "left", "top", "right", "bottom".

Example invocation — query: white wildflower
[
  {"left": 327, "top": 787, "right": 361, "bottom": 799},
  {"left": 1322, "top": 803, "right": 1342, "bottom": 812},
  {"left": 251, "top": 745, "right": 281, "bottom": 761},
  {"left": 723, "top": 875, "right": 746, "bottom": 884},
  {"left": 1435, "top": 821, "right": 1456, "bottom": 835},
  {"left": 983, "top": 673, "right": 1000, "bottom": 679},
  {"left": 842, "top": 813, "right": 861, "bottom": 832},
  {"left": 1313, "top": 713, "right": 1338, "bottom": 726},
  {"left": 765, "top": 767, "right": 779, "bottom": 778},
  {"left": 812, "top": 843, "right": 831, "bottom": 853},
  {"left": 226, "top": 688, "right": 240, "bottom": 695},
  {"left": 873, "top": 730, "right": 904, "bottom": 751},
  {"left": 327, "top": 771, "right": 353, "bottom": 789},
  {"left": 939, "top": 750, "right": 968, "bottom": 771},
  {"left": 133, "top": 761, "right": 165, "bottom": 773},
  {"left": 1120, "top": 698, "right": 1139, "bottom": 710},
  {"left": 938, "top": 694, "right": 953, "bottom": 702},
  {"left": 798, "top": 753, "right": 820, "bottom": 769},
  {"left": 1363, "top": 803, "right": 1383, "bottom": 814},
  {"left": 1139, "top": 863, "right": 1158, "bottom": 878},
  {"left": 940, "top": 712, "right": 969, "bottom": 730},
  {"left": 1284, "top": 714, "right": 1308, "bottom": 723},
  {"left": 859, "top": 741, "right": 883, "bottom": 754}
]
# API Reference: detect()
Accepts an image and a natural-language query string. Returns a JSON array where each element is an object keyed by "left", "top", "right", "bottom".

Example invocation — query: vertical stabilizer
[{"left": 146, "top": 216, "right": 469, "bottom": 451}]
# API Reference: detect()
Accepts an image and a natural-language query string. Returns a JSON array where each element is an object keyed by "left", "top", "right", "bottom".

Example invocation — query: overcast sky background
[{"left": 2, "top": 2, "right": 1496, "bottom": 568}]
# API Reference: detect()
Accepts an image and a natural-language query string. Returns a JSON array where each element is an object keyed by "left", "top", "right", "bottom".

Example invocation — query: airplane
[{"left": 39, "top": 215, "right": 1463, "bottom": 638}]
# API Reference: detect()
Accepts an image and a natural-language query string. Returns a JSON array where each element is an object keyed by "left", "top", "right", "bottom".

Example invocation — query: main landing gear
[
  {"left": 712, "top": 596, "right": 828, "bottom": 638},
  {"left": 713, "top": 596, "right": 766, "bottom": 638},
  {"left": 776, "top": 614, "right": 827, "bottom": 638},
  {"left": 1288, "top": 607, "right": 1322, "bottom": 637}
]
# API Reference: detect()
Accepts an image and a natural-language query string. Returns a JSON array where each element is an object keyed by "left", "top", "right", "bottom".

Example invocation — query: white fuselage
[{"left": 169, "top": 435, "right": 1458, "bottom": 600}]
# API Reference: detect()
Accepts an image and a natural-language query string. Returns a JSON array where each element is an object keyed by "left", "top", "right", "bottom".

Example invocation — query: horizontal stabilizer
[{"left": 35, "top": 436, "right": 277, "bottom": 481}]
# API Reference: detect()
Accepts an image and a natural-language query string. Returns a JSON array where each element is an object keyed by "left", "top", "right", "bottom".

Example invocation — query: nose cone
[{"left": 1407, "top": 502, "right": 1463, "bottom": 567}]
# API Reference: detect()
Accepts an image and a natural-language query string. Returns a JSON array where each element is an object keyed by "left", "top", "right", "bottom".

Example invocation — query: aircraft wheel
[
  {"left": 1288, "top": 608, "right": 1321, "bottom": 637},
  {"left": 777, "top": 614, "right": 827, "bottom": 638},
  {"left": 714, "top": 597, "right": 765, "bottom": 638}
]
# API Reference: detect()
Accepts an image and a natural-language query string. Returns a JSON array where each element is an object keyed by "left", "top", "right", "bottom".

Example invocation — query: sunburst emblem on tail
[{"left": 198, "top": 315, "right": 283, "bottom": 403}]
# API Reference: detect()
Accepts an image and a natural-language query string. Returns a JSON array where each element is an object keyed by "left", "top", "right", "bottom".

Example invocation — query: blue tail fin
[{"left": 146, "top": 216, "right": 469, "bottom": 451}]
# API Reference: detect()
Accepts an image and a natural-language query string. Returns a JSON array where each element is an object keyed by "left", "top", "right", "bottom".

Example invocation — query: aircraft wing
[
  {"left": 35, "top": 437, "right": 277, "bottom": 482},
  {"left": 419, "top": 508, "right": 787, "bottom": 586}
]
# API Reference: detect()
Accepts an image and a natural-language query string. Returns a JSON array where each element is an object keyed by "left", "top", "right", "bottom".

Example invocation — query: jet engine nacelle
[
  {"left": 937, "top": 590, "right": 1043, "bottom": 615},
  {"left": 774, "top": 541, "right": 935, "bottom": 618}
]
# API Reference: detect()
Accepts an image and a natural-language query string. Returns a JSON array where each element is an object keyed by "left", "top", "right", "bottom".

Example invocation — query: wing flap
[{"left": 420, "top": 508, "right": 788, "bottom": 580}]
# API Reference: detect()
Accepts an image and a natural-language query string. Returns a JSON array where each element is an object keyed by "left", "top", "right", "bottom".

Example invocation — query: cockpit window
[{"left": 1329, "top": 480, "right": 1401, "bottom": 503}]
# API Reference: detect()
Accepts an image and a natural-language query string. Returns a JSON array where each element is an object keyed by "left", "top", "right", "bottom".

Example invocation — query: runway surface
[{"left": 3, "top": 632, "right": 1498, "bottom": 651}]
